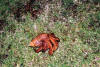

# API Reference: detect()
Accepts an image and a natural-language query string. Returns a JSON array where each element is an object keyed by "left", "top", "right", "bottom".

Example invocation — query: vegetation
[{"left": 0, "top": 0, "right": 100, "bottom": 67}]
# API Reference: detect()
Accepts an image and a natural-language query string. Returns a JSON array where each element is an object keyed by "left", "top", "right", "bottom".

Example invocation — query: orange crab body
[{"left": 29, "top": 33, "right": 60, "bottom": 55}]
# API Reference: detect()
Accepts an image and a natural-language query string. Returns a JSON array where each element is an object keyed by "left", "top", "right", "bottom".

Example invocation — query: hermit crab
[{"left": 29, "top": 33, "right": 60, "bottom": 55}]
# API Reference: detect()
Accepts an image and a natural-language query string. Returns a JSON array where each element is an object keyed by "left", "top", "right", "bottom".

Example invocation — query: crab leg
[
  {"left": 35, "top": 46, "right": 43, "bottom": 53},
  {"left": 49, "top": 33, "right": 60, "bottom": 41},
  {"left": 44, "top": 39, "right": 53, "bottom": 55},
  {"left": 49, "top": 37, "right": 59, "bottom": 51}
]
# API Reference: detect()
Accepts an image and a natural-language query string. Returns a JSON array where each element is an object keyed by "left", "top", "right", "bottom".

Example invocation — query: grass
[{"left": 0, "top": 0, "right": 100, "bottom": 67}]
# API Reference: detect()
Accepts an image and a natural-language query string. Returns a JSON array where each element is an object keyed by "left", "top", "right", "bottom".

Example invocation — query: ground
[{"left": 0, "top": 0, "right": 100, "bottom": 67}]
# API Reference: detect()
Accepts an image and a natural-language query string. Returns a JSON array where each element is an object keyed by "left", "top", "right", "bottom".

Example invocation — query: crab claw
[{"left": 29, "top": 42, "right": 35, "bottom": 47}]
